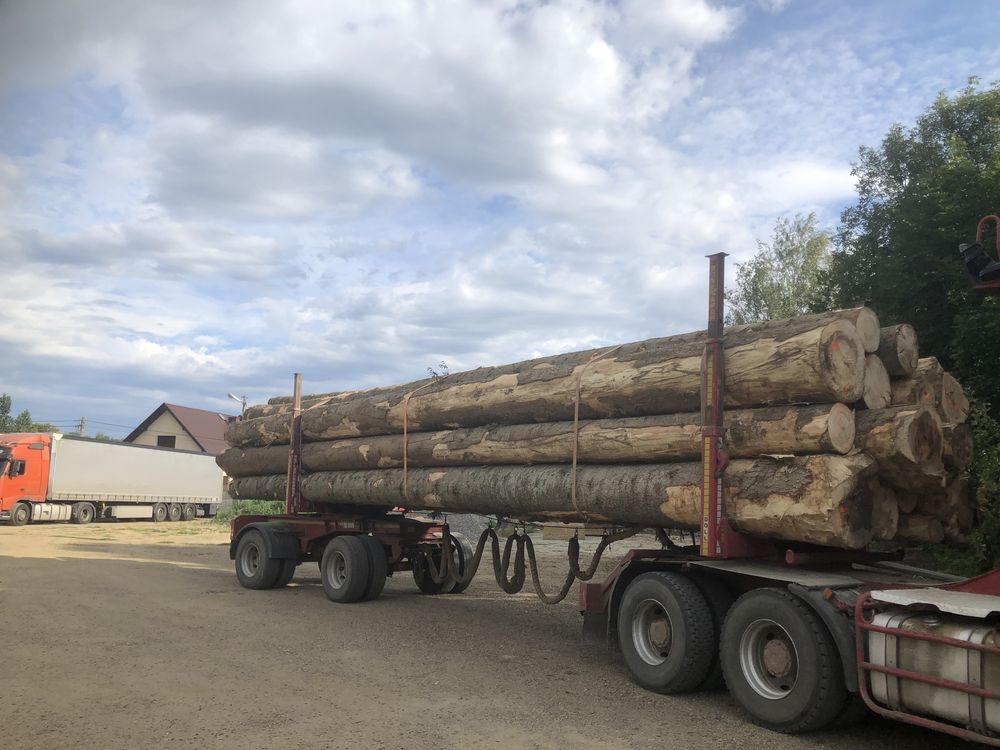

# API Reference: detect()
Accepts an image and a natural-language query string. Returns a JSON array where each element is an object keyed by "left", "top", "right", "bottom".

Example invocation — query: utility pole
[{"left": 78, "top": 417, "right": 86, "bottom": 437}]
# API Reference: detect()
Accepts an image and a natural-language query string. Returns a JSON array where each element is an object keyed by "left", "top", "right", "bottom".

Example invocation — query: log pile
[{"left": 219, "top": 309, "right": 976, "bottom": 551}]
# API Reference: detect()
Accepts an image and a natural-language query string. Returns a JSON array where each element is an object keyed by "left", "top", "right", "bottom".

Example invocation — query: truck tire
[
  {"left": 720, "top": 588, "right": 847, "bottom": 733},
  {"left": 10, "top": 502, "right": 31, "bottom": 526},
  {"left": 152, "top": 503, "right": 168, "bottom": 522},
  {"left": 73, "top": 502, "right": 95, "bottom": 525},
  {"left": 690, "top": 573, "right": 735, "bottom": 690},
  {"left": 618, "top": 571, "right": 715, "bottom": 694},
  {"left": 235, "top": 530, "right": 283, "bottom": 589},
  {"left": 167, "top": 503, "right": 182, "bottom": 522},
  {"left": 273, "top": 559, "right": 297, "bottom": 588},
  {"left": 360, "top": 535, "right": 388, "bottom": 601},
  {"left": 181, "top": 504, "right": 196, "bottom": 522},
  {"left": 321, "top": 536, "right": 371, "bottom": 603},
  {"left": 447, "top": 532, "right": 475, "bottom": 594}
]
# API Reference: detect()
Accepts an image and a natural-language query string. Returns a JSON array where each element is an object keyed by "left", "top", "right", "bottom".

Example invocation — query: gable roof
[{"left": 124, "top": 403, "right": 235, "bottom": 455}]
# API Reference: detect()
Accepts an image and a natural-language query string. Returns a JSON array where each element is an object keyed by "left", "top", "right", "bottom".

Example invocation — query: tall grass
[{"left": 213, "top": 500, "right": 285, "bottom": 524}]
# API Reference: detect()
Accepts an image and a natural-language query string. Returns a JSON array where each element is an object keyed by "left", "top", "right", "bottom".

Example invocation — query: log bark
[
  {"left": 227, "top": 455, "right": 877, "bottom": 548},
  {"left": 853, "top": 406, "right": 944, "bottom": 491},
  {"left": 896, "top": 514, "right": 945, "bottom": 543},
  {"left": 226, "top": 320, "right": 866, "bottom": 447},
  {"left": 217, "top": 404, "right": 856, "bottom": 478},
  {"left": 868, "top": 479, "right": 900, "bottom": 542},
  {"left": 942, "top": 423, "right": 974, "bottom": 470},
  {"left": 877, "top": 325, "right": 919, "bottom": 377},
  {"left": 249, "top": 308, "right": 880, "bottom": 421},
  {"left": 862, "top": 355, "right": 891, "bottom": 409},
  {"left": 915, "top": 358, "right": 970, "bottom": 424}
]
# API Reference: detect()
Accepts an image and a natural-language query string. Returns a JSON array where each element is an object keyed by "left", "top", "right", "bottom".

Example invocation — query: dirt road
[{"left": 0, "top": 521, "right": 967, "bottom": 750}]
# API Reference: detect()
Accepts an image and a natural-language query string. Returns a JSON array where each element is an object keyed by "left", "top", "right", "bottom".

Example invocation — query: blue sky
[{"left": 1, "top": 0, "right": 998, "bottom": 438}]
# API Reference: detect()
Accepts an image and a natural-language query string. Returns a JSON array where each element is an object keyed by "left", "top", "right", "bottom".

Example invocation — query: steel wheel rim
[
  {"left": 632, "top": 598, "right": 673, "bottom": 666},
  {"left": 327, "top": 551, "right": 348, "bottom": 590},
  {"left": 14, "top": 505, "right": 28, "bottom": 523},
  {"left": 739, "top": 618, "right": 799, "bottom": 700},
  {"left": 240, "top": 542, "right": 261, "bottom": 578}
]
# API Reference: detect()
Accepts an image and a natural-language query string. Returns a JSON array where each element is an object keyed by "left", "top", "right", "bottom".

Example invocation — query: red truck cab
[{"left": 0, "top": 433, "right": 52, "bottom": 525}]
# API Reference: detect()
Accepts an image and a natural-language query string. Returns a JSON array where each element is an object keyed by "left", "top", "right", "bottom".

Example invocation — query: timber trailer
[{"left": 232, "top": 240, "right": 1000, "bottom": 743}]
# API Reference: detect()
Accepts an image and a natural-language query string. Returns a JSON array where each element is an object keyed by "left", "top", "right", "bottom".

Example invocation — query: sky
[{"left": 1, "top": 0, "right": 999, "bottom": 438}]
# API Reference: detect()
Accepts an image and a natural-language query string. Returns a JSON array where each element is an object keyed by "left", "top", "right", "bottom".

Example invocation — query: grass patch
[{"left": 213, "top": 500, "right": 286, "bottom": 524}]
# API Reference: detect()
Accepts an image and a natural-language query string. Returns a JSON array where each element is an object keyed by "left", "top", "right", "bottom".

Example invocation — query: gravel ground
[{"left": 0, "top": 520, "right": 971, "bottom": 750}]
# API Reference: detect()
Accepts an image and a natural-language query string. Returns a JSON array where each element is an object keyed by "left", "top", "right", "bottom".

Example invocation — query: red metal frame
[
  {"left": 854, "top": 590, "right": 1000, "bottom": 745},
  {"left": 974, "top": 214, "right": 1000, "bottom": 296}
]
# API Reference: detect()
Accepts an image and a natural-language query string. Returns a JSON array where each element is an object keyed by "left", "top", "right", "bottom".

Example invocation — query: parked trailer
[
  {"left": 229, "top": 252, "right": 1000, "bottom": 743},
  {"left": 1, "top": 432, "right": 227, "bottom": 525}
]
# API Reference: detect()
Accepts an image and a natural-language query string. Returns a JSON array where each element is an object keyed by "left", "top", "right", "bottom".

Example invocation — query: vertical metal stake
[
  {"left": 285, "top": 373, "right": 302, "bottom": 515},
  {"left": 700, "top": 253, "right": 727, "bottom": 557}
]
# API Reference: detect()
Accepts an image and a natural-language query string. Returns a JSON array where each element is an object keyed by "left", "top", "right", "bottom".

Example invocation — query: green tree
[
  {"left": 822, "top": 80, "right": 1000, "bottom": 572},
  {"left": 820, "top": 80, "right": 1000, "bottom": 412},
  {"left": 94, "top": 432, "right": 117, "bottom": 442},
  {"left": 725, "top": 212, "right": 830, "bottom": 324},
  {"left": 0, "top": 393, "right": 59, "bottom": 433}
]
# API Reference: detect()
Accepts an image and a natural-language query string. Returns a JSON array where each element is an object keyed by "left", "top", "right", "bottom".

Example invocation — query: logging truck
[
  {"left": 226, "top": 251, "right": 1000, "bottom": 744},
  {"left": 0, "top": 432, "right": 226, "bottom": 525}
]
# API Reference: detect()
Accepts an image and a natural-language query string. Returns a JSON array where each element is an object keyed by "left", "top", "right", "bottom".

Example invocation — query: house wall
[{"left": 129, "top": 411, "right": 202, "bottom": 452}]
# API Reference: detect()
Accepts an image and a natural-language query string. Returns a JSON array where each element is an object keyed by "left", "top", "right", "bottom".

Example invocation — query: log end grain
[
  {"left": 854, "top": 307, "right": 882, "bottom": 353},
  {"left": 878, "top": 324, "right": 919, "bottom": 377},
  {"left": 827, "top": 402, "right": 856, "bottom": 455},
  {"left": 941, "top": 373, "right": 970, "bottom": 424},
  {"left": 819, "top": 320, "right": 867, "bottom": 403},
  {"left": 862, "top": 355, "right": 891, "bottom": 410},
  {"left": 896, "top": 514, "right": 945, "bottom": 543}
]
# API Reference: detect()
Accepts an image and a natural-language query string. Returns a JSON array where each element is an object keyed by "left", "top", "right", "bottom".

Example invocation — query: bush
[{"left": 213, "top": 500, "right": 286, "bottom": 524}]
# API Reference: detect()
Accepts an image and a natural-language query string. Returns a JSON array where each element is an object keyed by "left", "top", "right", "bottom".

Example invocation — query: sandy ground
[{"left": 0, "top": 520, "right": 971, "bottom": 750}]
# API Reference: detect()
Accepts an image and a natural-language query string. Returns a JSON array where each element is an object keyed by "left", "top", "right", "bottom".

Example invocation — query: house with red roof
[{"left": 124, "top": 403, "right": 235, "bottom": 455}]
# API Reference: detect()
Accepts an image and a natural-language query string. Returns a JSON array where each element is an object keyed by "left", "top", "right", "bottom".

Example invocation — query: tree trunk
[
  {"left": 877, "top": 324, "right": 919, "bottom": 377},
  {"left": 853, "top": 406, "right": 944, "bottom": 491},
  {"left": 227, "top": 455, "right": 877, "bottom": 548},
  {"left": 862, "top": 355, "right": 891, "bottom": 409},
  {"left": 895, "top": 514, "right": 945, "bottom": 543},
  {"left": 942, "top": 423, "right": 974, "bottom": 470},
  {"left": 226, "top": 320, "right": 866, "bottom": 447},
  {"left": 217, "top": 403, "right": 856, "bottom": 477},
  {"left": 915, "top": 358, "right": 970, "bottom": 424}
]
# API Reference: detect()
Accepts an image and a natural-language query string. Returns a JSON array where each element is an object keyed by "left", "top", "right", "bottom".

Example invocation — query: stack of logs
[{"left": 219, "top": 307, "right": 974, "bottom": 551}]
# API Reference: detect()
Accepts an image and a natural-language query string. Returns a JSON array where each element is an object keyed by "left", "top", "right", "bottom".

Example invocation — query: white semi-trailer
[{"left": 1, "top": 432, "right": 228, "bottom": 525}]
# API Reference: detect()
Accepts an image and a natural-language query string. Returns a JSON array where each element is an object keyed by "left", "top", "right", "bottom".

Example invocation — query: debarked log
[
  {"left": 217, "top": 404, "right": 856, "bottom": 477},
  {"left": 227, "top": 320, "right": 867, "bottom": 447},
  {"left": 228, "top": 454, "right": 878, "bottom": 549}
]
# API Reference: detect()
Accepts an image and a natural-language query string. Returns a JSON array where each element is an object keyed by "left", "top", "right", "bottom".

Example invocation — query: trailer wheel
[
  {"left": 273, "top": 560, "right": 297, "bottom": 588},
  {"left": 181, "top": 504, "right": 196, "bottom": 522},
  {"left": 152, "top": 503, "right": 168, "bottom": 522},
  {"left": 235, "top": 530, "right": 283, "bottom": 589},
  {"left": 10, "top": 502, "right": 31, "bottom": 526},
  {"left": 73, "top": 502, "right": 95, "bottom": 525},
  {"left": 720, "top": 588, "right": 847, "bottom": 733},
  {"left": 447, "top": 532, "right": 475, "bottom": 594},
  {"left": 360, "top": 536, "right": 388, "bottom": 601},
  {"left": 690, "top": 573, "right": 735, "bottom": 690},
  {"left": 167, "top": 503, "right": 182, "bottom": 522},
  {"left": 321, "top": 536, "right": 371, "bottom": 603},
  {"left": 617, "top": 571, "right": 715, "bottom": 694}
]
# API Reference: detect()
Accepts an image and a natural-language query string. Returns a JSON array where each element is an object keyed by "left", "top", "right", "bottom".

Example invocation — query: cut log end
[
  {"left": 896, "top": 514, "right": 945, "bottom": 544},
  {"left": 820, "top": 320, "right": 867, "bottom": 403},
  {"left": 853, "top": 307, "right": 882, "bottom": 353},
  {"left": 940, "top": 373, "right": 970, "bottom": 424},
  {"left": 827, "top": 402, "right": 856, "bottom": 455},
  {"left": 862, "top": 355, "right": 891, "bottom": 410},
  {"left": 878, "top": 324, "right": 919, "bottom": 377}
]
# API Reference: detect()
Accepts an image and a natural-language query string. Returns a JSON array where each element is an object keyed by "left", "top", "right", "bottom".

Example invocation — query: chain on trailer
[{"left": 418, "top": 525, "right": 640, "bottom": 604}]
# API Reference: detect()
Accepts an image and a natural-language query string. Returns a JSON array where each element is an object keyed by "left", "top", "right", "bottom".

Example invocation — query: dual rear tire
[
  {"left": 321, "top": 535, "right": 388, "bottom": 603},
  {"left": 617, "top": 573, "right": 849, "bottom": 733}
]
